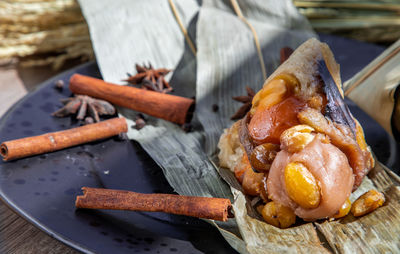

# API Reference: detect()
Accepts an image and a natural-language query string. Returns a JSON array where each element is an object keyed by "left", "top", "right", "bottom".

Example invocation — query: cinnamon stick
[
  {"left": 75, "top": 187, "right": 233, "bottom": 222},
  {"left": 69, "top": 74, "right": 195, "bottom": 125},
  {"left": 0, "top": 117, "right": 127, "bottom": 161}
]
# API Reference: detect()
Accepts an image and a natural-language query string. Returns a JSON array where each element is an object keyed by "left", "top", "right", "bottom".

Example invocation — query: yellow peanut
[
  {"left": 250, "top": 74, "right": 300, "bottom": 115},
  {"left": 251, "top": 79, "right": 287, "bottom": 115},
  {"left": 284, "top": 162, "right": 321, "bottom": 209},
  {"left": 333, "top": 198, "right": 351, "bottom": 219},
  {"left": 261, "top": 201, "right": 296, "bottom": 229},
  {"left": 274, "top": 73, "right": 301, "bottom": 94},
  {"left": 355, "top": 119, "right": 368, "bottom": 151},
  {"left": 351, "top": 190, "right": 385, "bottom": 217},
  {"left": 280, "top": 125, "right": 315, "bottom": 153},
  {"left": 354, "top": 119, "right": 375, "bottom": 169},
  {"left": 242, "top": 167, "right": 264, "bottom": 196},
  {"left": 307, "top": 94, "right": 325, "bottom": 111}
]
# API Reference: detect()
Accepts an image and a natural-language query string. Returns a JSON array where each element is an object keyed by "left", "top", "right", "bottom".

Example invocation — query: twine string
[
  {"left": 168, "top": 0, "right": 197, "bottom": 56},
  {"left": 169, "top": 0, "right": 267, "bottom": 80},
  {"left": 230, "top": 0, "right": 267, "bottom": 80}
]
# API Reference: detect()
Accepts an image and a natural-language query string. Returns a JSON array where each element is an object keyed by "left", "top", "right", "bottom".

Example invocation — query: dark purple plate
[
  {"left": 0, "top": 63, "right": 235, "bottom": 254},
  {"left": 0, "top": 34, "right": 397, "bottom": 254}
]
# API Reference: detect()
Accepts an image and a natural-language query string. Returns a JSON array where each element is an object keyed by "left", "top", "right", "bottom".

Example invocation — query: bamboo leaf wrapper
[{"left": 77, "top": 0, "right": 400, "bottom": 253}]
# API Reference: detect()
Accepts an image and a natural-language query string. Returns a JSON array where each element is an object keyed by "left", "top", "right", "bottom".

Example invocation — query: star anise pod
[
  {"left": 124, "top": 63, "right": 173, "bottom": 93},
  {"left": 231, "top": 86, "right": 256, "bottom": 120},
  {"left": 229, "top": 47, "right": 293, "bottom": 121},
  {"left": 133, "top": 113, "right": 146, "bottom": 130},
  {"left": 52, "top": 95, "right": 116, "bottom": 123},
  {"left": 54, "top": 80, "right": 65, "bottom": 91}
]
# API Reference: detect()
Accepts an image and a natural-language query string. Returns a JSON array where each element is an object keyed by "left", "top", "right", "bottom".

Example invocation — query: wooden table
[{"left": 0, "top": 60, "right": 81, "bottom": 253}]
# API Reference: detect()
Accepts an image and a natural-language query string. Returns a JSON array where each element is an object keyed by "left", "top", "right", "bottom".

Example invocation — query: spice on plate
[
  {"left": 55, "top": 80, "right": 65, "bottom": 91},
  {"left": 212, "top": 104, "right": 219, "bottom": 112},
  {"left": 124, "top": 63, "right": 172, "bottom": 93},
  {"left": 52, "top": 95, "right": 116, "bottom": 122},
  {"left": 75, "top": 187, "right": 233, "bottom": 222},
  {"left": 69, "top": 74, "right": 195, "bottom": 125},
  {"left": 229, "top": 47, "right": 292, "bottom": 121},
  {"left": 181, "top": 123, "right": 193, "bottom": 132},
  {"left": 134, "top": 114, "right": 146, "bottom": 130},
  {"left": 84, "top": 117, "right": 94, "bottom": 125},
  {"left": 0, "top": 117, "right": 127, "bottom": 161},
  {"left": 231, "top": 86, "right": 256, "bottom": 120}
]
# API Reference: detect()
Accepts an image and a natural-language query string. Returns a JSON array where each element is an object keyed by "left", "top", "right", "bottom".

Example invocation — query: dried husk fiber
[
  {"left": 294, "top": 0, "right": 400, "bottom": 43},
  {"left": 0, "top": 0, "right": 93, "bottom": 69}
]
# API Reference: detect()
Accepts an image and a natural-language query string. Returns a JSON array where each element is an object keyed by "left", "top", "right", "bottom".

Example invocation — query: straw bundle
[
  {"left": 0, "top": 0, "right": 93, "bottom": 69},
  {"left": 294, "top": 0, "right": 400, "bottom": 43}
]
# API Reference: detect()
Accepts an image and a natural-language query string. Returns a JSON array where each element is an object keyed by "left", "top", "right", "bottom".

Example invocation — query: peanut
[
  {"left": 251, "top": 79, "right": 287, "bottom": 115},
  {"left": 351, "top": 189, "right": 385, "bottom": 217},
  {"left": 307, "top": 94, "right": 325, "bottom": 111},
  {"left": 280, "top": 125, "right": 315, "bottom": 153},
  {"left": 261, "top": 201, "right": 296, "bottom": 229},
  {"left": 234, "top": 154, "right": 251, "bottom": 184},
  {"left": 284, "top": 162, "right": 321, "bottom": 209},
  {"left": 250, "top": 74, "right": 300, "bottom": 115},
  {"left": 333, "top": 198, "right": 351, "bottom": 219},
  {"left": 274, "top": 73, "right": 301, "bottom": 94},
  {"left": 242, "top": 167, "right": 264, "bottom": 196}
]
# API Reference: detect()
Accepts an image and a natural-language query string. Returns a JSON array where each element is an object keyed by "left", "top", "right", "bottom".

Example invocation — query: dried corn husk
[
  {"left": 77, "top": 0, "right": 400, "bottom": 253},
  {"left": 0, "top": 0, "right": 93, "bottom": 69},
  {"left": 344, "top": 39, "right": 400, "bottom": 139},
  {"left": 293, "top": 0, "right": 400, "bottom": 43}
]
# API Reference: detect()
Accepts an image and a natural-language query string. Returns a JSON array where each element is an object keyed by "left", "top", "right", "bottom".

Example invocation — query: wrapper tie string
[
  {"left": 230, "top": 0, "right": 267, "bottom": 80},
  {"left": 168, "top": 0, "right": 197, "bottom": 56},
  {"left": 168, "top": 0, "right": 267, "bottom": 80}
]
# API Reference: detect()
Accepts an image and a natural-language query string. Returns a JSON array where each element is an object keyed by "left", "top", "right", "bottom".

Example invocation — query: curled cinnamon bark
[
  {"left": 0, "top": 117, "right": 127, "bottom": 161},
  {"left": 76, "top": 187, "right": 233, "bottom": 222},
  {"left": 69, "top": 74, "right": 195, "bottom": 125}
]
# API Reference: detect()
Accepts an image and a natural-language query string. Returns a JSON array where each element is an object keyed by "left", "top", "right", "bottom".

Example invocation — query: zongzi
[{"left": 218, "top": 38, "right": 382, "bottom": 227}]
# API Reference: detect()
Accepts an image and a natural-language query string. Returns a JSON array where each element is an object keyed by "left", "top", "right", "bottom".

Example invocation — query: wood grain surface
[{"left": 0, "top": 61, "right": 80, "bottom": 253}]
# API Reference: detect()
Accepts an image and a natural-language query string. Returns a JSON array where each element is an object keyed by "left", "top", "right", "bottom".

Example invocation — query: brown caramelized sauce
[{"left": 248, "top": 96, "right": 306, "bottom": 145}]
